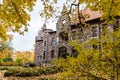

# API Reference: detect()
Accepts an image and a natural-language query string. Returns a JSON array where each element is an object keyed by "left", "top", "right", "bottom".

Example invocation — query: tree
[
  {"left": 15, "top": 50, "right": 34, "bottom": 65},
  {"left": 1, "top": 0, "right": 119, "bottom": 41},
  {"left": 0, "top": 41, "right": 14, "bottom": 58},
  {"left": 0, "top": 0, "right": 36, "bottom": 41},
  {"left": 41, "top": 1, "right": 120, "bottom": 79},
  {"left": 0, "top": 40, "right": 14, "bottom": 65},
  {"left": 51, "top": 27, "right": 120, "bottom": 80},
  {"left": 40, "top": 0, "right": 120, "bottom": 23},
  {"left": 84, "top": 0, "right": 120, "bottom": 20}
]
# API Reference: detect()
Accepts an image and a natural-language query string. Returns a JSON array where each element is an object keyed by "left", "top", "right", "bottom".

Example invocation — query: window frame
[{"left": 91, "top": 24, "right": 99, "bottom": 38}]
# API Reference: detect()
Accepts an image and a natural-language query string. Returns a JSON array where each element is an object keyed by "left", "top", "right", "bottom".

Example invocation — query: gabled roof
[{"left": 71, "top": 8, "right": 102, "bottom": 24}]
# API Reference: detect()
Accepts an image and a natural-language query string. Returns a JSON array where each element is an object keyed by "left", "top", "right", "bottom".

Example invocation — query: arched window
[{"left": 58, "top": 46, "right": 69, "bottom": 58}]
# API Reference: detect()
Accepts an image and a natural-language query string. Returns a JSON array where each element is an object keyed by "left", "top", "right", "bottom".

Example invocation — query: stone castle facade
[{"left": 34, "top": 8, "right": 119, "bottom": 65}]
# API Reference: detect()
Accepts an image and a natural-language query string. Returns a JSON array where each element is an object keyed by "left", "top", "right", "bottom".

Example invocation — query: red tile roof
[
  {"left": 70, "top": 8, "right": 102, "bottom": 24},
  {"left": 82, "top": 8, "right": 102, "bottom": 22}
]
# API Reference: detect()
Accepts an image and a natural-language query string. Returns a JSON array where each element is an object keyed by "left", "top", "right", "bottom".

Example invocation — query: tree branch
[{"left": 10, "top": 0, "right": 24, "bottom": 25}]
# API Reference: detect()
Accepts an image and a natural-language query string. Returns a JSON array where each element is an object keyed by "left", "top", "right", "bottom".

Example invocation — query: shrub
[
  {"left": 4, "top": 65, "right": 62, "bottom": 77},
  {"left": 2, "top": 58, "right": 13, "bottom": 62},
  {"left": 15, "top": 71, "right": 33, "bottom": 77},
  {"left": 43, "top": 66, "right": 60, "bottom": 75},
  {"left": 15, "top": 58, "right": 23, "bottom": 66},
  {"left": 4, "top": 69, "right": 19, "bottom": 77},
  {"left": 23, "top": 62, "right": 36, "bottom": 67},
  {"left": 29, "top": 63, "right": 36, "bottom": 67},
  {"left": 0, "top": 61, "right": 15, "bottom": 66},
  {"left": 0, "top": 67, "right": 9, "bottom": 70}
]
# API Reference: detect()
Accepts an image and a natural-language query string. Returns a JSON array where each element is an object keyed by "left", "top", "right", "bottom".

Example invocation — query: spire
[
  {"left": 41, "top": 19, "right": 47, "bottom": 30},
  {"left": 41, "top": 23, "right": 46, "bottom": 30},
  {"left": 61, "top": 5, "right": 68, "bottom": 15}
]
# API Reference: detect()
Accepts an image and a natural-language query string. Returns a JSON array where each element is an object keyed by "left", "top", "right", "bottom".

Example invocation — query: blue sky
[{"left": 12, "top": 0, "right": 64, "bottom": 51}]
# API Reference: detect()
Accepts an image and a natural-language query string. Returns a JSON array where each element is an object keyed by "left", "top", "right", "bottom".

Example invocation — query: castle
[{"left": 34, "top": 8, "right": 119, "bottom": 65}]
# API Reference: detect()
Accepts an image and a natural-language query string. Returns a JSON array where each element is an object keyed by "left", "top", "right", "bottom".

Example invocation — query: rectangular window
[
  {"left": 51, "top": 38, "right": 56, "bottom": 45},
  {"left": 92, "top": 25, "right": 98, "bottom": 37},
  {"left": 51, "top": 50, "right": 55, "bottom": 58},
  {"left": 43, "top": 51, "right": 46, "bottom": 59}
]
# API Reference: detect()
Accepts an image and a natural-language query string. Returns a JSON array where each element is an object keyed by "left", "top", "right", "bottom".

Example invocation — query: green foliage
[
  {"left": 0, "top": 0, "right": 36, "bottom": 41},
  {"left": 0, "top": 61, "right": 15, "bottom": 66},
  {"left": 0, "top": 40, "right": 15, "bottom": 66},
  {"left": 40, "top": 0, "right": 120, "bottom": 26},
  {"left": 15, "top": 58, "right": 23, "bottom": 66},
  {"left": 4, "top": 65, "right": 61, "bottom": 77},
  {"left": 51, "top": 28, "right": 120, "bottom": 80},
  {"left": 40, "top": 0, "right": 59, "bottom": 19},
  {"left": 14, "top": 51, "right": 34, "bottom": 66},
  {"left": 0, "top": 66, "right": 9, "bottom": 70},
  {"left": 84, "top": 0, "right": 120, "bottom": 23},
  {"left": 0, "top": 41, "right": 13, "bottom": 52},
  {"left": 2, "top": 57, "right": 13, "bottom": 62}
]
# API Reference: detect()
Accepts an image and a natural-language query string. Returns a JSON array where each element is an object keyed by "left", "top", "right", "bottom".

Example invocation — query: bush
[
  {"left": 4, "top": 67, "right": 40, "bottom": 77},
  {"left": 15, "top": 58, "right": 23, "bottom": 66},
  {"left": 23, "top": 62, "right": 36, "bottom": 67},
  {"left": 0, "top": 61, "right": 15, "bottom": 66},
  {"left": 2, "top": 58, "right": 13, "bottom": 62},
  {"left": 29, "top": 63, "right": 36, "bottom": 67},
  {"left": 15, "top": 71, "right": 33, "bottom": 77},
  {"left": 0, "top": 67, "right": 9, "bottom": 70},
  {"left": 4, "top": 69, "right": 19, "bottom": 77},
  {"left": 4, "top": 65, "right": 62, "bottom": 77},
  {"left": 43, "top": 66, "right": 61, "bottom": 75}
]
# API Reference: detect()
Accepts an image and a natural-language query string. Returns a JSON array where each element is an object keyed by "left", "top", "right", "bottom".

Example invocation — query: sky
[{"left": 12, "top": 0, "right": 64, "bottom": 51}]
